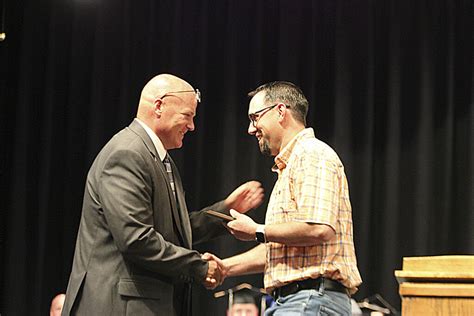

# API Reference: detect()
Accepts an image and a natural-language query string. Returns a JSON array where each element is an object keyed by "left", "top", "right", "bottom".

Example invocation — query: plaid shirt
[{"left": 264, "top": 128, "right": 362, "bottom": 294}]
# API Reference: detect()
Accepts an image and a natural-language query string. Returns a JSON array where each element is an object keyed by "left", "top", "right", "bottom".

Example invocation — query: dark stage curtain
[{"left": 1, "top": 0, "right": 472, "bottom": 314}]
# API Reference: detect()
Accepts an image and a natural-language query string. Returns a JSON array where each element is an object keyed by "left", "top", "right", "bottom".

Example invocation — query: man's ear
[
  {"left": 277, "top": 104, "right": 287, "bottom": 120},
  {"left": 154, "top": 99, "right": 163, "bottom": 117}
]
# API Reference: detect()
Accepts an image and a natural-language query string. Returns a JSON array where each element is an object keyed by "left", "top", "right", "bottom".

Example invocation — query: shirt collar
[
  {"left": 134, "top": 118, "right": 167, "bottom": 161},
  {"left": 272, "top": 128, "right": 315, "bottom": 172}
]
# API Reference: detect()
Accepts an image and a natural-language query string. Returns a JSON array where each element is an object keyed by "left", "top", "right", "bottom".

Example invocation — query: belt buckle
[
  {"left": 294, "top": 282, "right": 300, "bottom": 294},
  {"left": 273, "top": 281, "right": 304, "bottom": 300},
  {"left": 271, "top": 288, "right": 279, "bottom": 299}
]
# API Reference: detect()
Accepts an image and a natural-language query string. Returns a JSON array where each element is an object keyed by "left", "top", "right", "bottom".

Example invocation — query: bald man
[{"left": 62, "top": 74, "right": 263, "bottom": 316}]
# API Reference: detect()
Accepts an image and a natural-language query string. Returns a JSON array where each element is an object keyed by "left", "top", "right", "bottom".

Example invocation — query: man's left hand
[
  {"left": 224, "top": 181, "right": 264, "bottom": 213},
  {"left": 226, "top": 209, "right": 259, "bottom": 241}
]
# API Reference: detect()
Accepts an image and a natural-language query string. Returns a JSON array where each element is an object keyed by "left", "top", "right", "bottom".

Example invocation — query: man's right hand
[{"left": 201, "top": 253, "right": 227, "bottom": 289}]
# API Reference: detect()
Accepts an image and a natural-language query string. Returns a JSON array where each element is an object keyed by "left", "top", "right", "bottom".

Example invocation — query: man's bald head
[
  {"left": 136, "top": 74, "right": 199, "bottom": 150},
  {"left": 137, "top": 74, "right": 194, "bottom": 119}
]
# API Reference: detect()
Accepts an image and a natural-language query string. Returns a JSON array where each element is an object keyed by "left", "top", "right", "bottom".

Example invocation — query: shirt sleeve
[{"left": 290, "top": 147, "right": 340, "bottom": 231}]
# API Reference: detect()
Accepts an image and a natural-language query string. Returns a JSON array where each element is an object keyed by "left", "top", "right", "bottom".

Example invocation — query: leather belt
[{"left": 271, "top": 277, "right": 348, "bottom": 299}]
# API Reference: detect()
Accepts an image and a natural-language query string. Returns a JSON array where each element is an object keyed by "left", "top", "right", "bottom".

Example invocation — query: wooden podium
[{"left": 395, "top": 255, "right": 474, "bottom": 315}]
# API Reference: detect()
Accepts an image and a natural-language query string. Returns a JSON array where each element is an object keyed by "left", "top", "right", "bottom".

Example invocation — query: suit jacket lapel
[
  {"left": 128, "top": 120, "right": 190, "bottom": 248},
  {"left": 168, "top": 157, "right": 192, "bottom": 248}
]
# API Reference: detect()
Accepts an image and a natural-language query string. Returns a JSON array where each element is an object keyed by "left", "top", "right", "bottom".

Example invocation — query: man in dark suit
[{"left": 62, "top": 74, "right": 264, "bottom": 315}]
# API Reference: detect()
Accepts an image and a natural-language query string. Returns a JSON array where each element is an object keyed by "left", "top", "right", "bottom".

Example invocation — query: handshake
[
  {"left": 199, "top": 207, "right": 264, "bottom": 289},
  {"left": 201, "top": 252, "right": 228, "bottom": 289},
  {"left": 198, "top": 180, "right": 265, "bottom": 289}
]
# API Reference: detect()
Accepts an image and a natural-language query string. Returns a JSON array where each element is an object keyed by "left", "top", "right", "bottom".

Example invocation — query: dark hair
[
  {"left": 248, "top": 81, "right": 308, "bottom": 125},
  {"left": 233, "top": 292, "right": 257, "bottom": 305}
]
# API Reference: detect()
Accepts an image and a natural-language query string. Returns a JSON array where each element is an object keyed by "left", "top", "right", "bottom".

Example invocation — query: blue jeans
[{"left": 264, "top": 286, "right": 351, "bottom": 316}]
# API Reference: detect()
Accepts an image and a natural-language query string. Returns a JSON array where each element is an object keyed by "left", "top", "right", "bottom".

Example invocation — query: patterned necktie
[
  {"left": 162, "top": 154, "right": 192, "bottom": 248},
  {"left": 163, "top": 154, "right": 176, "bottom": 198}
]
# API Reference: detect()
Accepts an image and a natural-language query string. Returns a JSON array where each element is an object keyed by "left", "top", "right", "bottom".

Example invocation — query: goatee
[{"left": 259, "top": 139, "right": 272, "bottom": 156}]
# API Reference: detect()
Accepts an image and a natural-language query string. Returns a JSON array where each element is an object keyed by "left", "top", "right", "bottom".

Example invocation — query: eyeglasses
[
  {"left": 248, "top": 103, "right": 289, "bottom": 127},
  {"left": 158, "top": 89, "right": 201, "bottom": 103}
]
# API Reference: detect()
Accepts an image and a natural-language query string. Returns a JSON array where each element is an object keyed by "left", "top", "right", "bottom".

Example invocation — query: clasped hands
[
  {"left": 201, "top": 211, "right": 262, "bottom": 289},
  {"left": 201, "top": 252, "right": 227, "bottom": 289},
  {"left": 201, "top": 181, "right": 263, "bottom": 289}
]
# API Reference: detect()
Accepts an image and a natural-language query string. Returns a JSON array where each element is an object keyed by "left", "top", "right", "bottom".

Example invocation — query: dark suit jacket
[{"left": 62, "top": 120, "right": 229, "bottom": 316}]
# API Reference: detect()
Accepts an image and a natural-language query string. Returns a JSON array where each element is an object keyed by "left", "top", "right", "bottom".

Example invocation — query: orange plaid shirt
[{"left": 264, "top": 128, "right": 362, "bottom": 294}]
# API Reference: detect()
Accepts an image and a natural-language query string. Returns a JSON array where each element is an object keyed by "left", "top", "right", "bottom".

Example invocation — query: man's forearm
[
  {"left": 223, "top": 244, "right": 266, "bottom": 277},
  {"left": 265, "top": 222, "right": 335, "bottom": 246}
]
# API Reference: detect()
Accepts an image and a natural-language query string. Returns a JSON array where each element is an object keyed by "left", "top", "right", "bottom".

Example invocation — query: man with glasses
[
  {"left": 205, "top": 81, "right": 362, "bottom": 315},
  {"left": 62, "top": 74, "right": 264, "bottom": 316}
]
